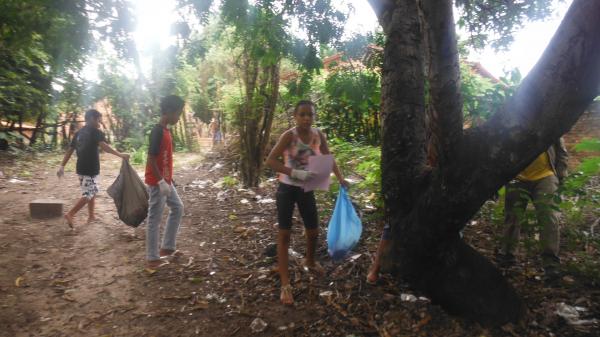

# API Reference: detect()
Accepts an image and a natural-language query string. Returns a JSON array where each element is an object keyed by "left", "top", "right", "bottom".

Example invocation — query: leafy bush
[
  {"left": 221, "top": 175, "right": 238, "bottom": 189},
  {"left": 328, "top": 138, "right": 382, "bottom": 211},
  {"left": 476, "top": 139, "right": 600, "bottom": 272},
  {"left": 130, "top": 146, "right": 147, "bottom": 166},
  {"left": 319, "top": 69, "right": 381, "bottom": 145}
]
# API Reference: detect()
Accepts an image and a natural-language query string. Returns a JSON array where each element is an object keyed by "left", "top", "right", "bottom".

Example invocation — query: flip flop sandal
[
  {"left": 160, "top": 250, "right": 184, "bottom": 259},
  {"left": 146, "top": 260, "right": 169, "bottom": 273}
]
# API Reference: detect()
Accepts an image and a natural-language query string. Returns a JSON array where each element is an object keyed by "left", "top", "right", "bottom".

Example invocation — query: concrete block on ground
[{"left": 30, "top": 199, "right": 64, "bottom": 219}]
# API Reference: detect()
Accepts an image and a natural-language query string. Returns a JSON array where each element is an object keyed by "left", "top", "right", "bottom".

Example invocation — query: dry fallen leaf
[{"left": 15, "top": 276, "right": 24, "bottom": 287}]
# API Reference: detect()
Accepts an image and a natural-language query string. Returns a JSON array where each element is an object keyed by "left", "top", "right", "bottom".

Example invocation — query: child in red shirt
[{"left": 144, "top": 95, "right": 185, "bottom": 269}]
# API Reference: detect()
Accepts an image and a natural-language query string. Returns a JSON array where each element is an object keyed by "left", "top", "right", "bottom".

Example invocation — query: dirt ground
[{"left": 0, "top": 149, "right": 598, "bottom": 337}]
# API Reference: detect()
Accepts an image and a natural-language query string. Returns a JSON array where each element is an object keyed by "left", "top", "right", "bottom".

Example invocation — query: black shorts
[{"left": 276, "top": 183, "right": 318, "bottom": 230}]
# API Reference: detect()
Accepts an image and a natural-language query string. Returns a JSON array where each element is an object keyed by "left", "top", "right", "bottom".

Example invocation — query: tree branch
[
  {"left": 437, "top": 0, "right": 600, "bottom": 234},
  {"left": 420, "top": 0, "right": 463, "bottom": 170},
  {"left": 367, "top": 0, "right": 396, "bottom": 32}
]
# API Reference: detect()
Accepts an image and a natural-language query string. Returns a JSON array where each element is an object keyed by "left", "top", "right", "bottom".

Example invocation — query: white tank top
[{"left": 279, "top": 127, "right": 322, "bottom": 186}]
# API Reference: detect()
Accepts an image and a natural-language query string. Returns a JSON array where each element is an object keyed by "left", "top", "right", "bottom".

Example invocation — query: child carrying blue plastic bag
[{"left": 327, "top": 187, "right": 362, "bottom": 260}]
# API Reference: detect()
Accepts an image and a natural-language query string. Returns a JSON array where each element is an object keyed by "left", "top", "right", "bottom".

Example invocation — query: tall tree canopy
[
  {"left": 183, "top": 0, "right": 347, "bottom": 186},
  {"left": 0, "top": 0, "right": 135, "bottom": 143}
]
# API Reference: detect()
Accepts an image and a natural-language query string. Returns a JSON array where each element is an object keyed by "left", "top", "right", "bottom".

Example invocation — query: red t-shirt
[{"left": 145, "top": 124, "right": 173, "bottom": 186}]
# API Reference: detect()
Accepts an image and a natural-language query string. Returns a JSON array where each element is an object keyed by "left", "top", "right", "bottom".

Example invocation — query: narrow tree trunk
[
  {"left": 29, "top": 112, "right": 46, "bottom": 145},
  {"left": 237, "top": 49, "right": 280, "bottom": 187}
]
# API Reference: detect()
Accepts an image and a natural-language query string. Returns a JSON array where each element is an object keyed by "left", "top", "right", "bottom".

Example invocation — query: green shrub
[
  {"left": 130, "top": 146, "right": 147, "bottom": 166},
  {"left": 328, "top": 138, "right": 382, "bottom": 212},
  {"left": 221, "top": 175, "right": 238, "bottom": 188}
]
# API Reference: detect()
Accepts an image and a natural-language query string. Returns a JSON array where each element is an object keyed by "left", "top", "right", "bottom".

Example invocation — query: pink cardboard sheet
[{"left": 303, "top": 154, "right": 334, "bottom": 192}]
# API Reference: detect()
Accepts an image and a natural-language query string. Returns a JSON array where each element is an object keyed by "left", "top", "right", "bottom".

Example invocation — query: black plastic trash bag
[{"left": 107, "top": 159, "right": 148, "bottom": 227}]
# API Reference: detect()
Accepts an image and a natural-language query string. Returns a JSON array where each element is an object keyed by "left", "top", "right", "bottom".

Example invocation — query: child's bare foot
[
  {"left": 160, "top": 249, "right": 184, "bottom": 258},
  {"left": 302, "top": 260, "right": 325, "bottom": 276},
  {"left": 86, "top": 216, "right": 96, "bottom": 224},
  {"left": 64, "top": 214, "right": 74, "bottom": 229},
  {"left": 280, "top": 284, "right": 294, "bottom": 305},
  {"left": 366, "top": 268, "right": 379, "bottom": 284}
]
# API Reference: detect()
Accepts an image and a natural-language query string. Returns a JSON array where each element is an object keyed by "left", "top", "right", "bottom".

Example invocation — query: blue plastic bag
[{"left": 327, "top": 187, "right": 363, "bottom": 260}]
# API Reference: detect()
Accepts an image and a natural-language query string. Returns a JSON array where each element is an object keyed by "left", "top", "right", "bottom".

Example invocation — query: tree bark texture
[
  {"left": 379, "top": 0, "right": 427, "bottom": 223},
  {"left": 371, "top": 0, "right": 600, "bottom": 326},
  {"left": 420, "top": 0, "right": 463, "bottom": 170},
  {"left": 238, "top": 51, "right": 280, "bottom": 187}
]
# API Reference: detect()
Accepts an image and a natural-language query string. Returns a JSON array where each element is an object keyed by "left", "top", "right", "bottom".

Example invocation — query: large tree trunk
[{"left": 369, "top": 0, "right": 600, "bottom": 325}]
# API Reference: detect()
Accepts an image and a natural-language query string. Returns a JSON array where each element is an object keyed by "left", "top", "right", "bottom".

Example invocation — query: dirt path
[{"left": 1, "top": 150, "right": 598, "bottom": 337}]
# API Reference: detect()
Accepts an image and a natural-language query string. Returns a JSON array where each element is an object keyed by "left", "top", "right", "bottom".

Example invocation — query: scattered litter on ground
[
  {"left": 556, "top": 302, "right": 599, "bottom": 326},
  {"left": 250, "top": 318, "right": 268, "bottom": 333}
]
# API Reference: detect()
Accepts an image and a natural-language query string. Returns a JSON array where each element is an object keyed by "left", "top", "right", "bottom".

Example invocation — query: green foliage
[
  {"left": 221, "top": 175, "right": 239, "bottom": 188},
  {"left": 339, "top": 33, "right": 376, "bottom": 60},
  {"left": 329, "top": 138, "right": 382, "bottom": 211},
  {"left": 319, "top": 69, "right": 381, "bottom": 145},
  {"left": 481, "top": 139, "right": 600, "bottom": 272},
  {"left": 90, "top": 59, "right": 149, "bottom": 147},
  {"left": 562, "top": 157, "right": 600, "bottom": 194},
  {"left": 130, "top": 146, "right": 148, "bottom": 166},
  {"left": 561, "top": 138, "right": 600, "bottom": 196},
  {"left": 184, "top": 1, "right": 348, "bottom": 186},
  {"left": 461, "top": 65, "right": 520, "bottom": 124},
  {"left": 0, "top": 0, "right": 136, "bottom": 148},
  {"left": 191, "top": 92, "right": 211, "bottom": 123},
  {"left": 219, "top": 84, "right": 244, "bottom": 128},
  {"left": 455, "top": 0, "right": 555, "bottom": 50},
  {"left": 0, "top": 40, "right": 51, "bottom": 124},
  {"left": 574, "top": 138, "right": 600, "bottom": 152}
]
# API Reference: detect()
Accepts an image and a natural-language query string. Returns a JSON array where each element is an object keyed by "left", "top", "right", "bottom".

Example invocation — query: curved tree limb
[{"left": 379, "top": 0, "right": 600, "bottom": 325}]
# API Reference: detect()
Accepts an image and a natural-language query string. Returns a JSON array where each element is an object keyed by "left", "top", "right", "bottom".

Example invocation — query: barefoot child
[
  {"left": 144, "top": 95, "right": 185, "bottom": 269},
  {"left": 57, "top": 109, "right": 129, "bottom": 228},
  {"left": 266, "top": 100, "right": 349, "bottom": 305}
]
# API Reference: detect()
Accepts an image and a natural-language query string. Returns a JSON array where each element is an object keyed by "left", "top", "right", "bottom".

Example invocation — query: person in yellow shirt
[{"left": 498, "top": 138, "right": 568, "bottom": 278}]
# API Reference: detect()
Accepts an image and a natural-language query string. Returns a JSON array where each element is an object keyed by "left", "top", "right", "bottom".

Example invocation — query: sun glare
[
  {"left": 469, "top": 0, "right": 573, "bottom": 78},
  {"left": 132, "top": 0, "right": 178, "bottom": 78}
]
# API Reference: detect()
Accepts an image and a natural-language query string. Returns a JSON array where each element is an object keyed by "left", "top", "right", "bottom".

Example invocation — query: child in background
[
  {"left": 266, "top": 100, "right": 349, "bottom": 305},
  {"left": 144, "top": 95, "right": 185, "bottom": 269},
  {"left": 57, "top": 109, "right": 130, "bottom": 228}
]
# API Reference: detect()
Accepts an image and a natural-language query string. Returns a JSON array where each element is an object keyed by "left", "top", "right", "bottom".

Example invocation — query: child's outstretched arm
[
  {"left": 99, "top": 141, "right": 130, "bottom": 161},
  {"left": 318, "top": 131, "right": 349, "bottom": 189},
  {"left": 57, "top": 147, "right": 75, "bottom": 178}
]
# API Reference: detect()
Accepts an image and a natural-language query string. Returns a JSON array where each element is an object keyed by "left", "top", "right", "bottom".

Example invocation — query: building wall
[{"left": 563, "top": 101, "right": 600, "bottom": 168}]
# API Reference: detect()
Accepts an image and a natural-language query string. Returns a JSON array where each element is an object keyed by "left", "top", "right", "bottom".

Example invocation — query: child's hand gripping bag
[
  {"left": 107, "top": 159, "right": 149, "bottom": 227},
  {"left": 327, "top": 187, "right": 362, "bottom": 260}
]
